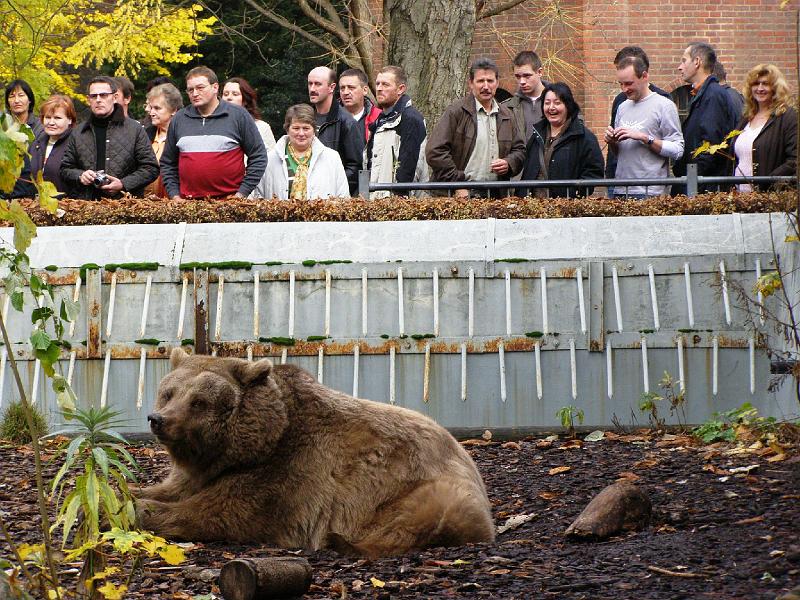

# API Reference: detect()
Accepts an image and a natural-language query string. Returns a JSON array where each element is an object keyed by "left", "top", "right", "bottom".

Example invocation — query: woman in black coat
[
  {"left": 731, "top": 63, "right": 797, "bottom": 192},
  {"left": 29, "top": 95, "right": 78, "bottom": 197},
  {"left": 518, "top": 82, "right": 604, "bottom": 198}
]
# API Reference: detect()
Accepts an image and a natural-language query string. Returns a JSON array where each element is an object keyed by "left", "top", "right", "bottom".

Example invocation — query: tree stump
[
  {"left": 218, "top": 557, "right": 312, "bottom": 600},
  {"left": 565, "top": 481, "right": 651, "bottom": 539}
]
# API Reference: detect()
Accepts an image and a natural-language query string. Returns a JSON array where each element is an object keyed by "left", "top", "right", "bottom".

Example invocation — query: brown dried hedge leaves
[{"left": 7, "top": 191, "right": 794, "bottom": 227}]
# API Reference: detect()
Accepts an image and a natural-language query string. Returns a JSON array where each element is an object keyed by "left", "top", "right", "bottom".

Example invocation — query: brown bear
[{"left": 135, "top": 348, "right": 495, "bottom": 557}]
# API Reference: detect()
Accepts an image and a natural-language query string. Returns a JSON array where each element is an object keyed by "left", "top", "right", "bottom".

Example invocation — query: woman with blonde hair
[
  {"left": 145, "top": 83, "right": 183, "bottom": 196},
  {"left": 732, "top": 63, "right": 797, "bottom": 191}
]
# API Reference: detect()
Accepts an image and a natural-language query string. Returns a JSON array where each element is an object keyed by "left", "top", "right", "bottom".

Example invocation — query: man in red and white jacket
[{"left": 160, "top": 66, "right": 267, "bottom": 200}]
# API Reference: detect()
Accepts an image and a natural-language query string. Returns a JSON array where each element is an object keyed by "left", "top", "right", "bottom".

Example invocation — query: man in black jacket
[
  {"left": 61, "top": 76, "right": 158, "bottom": 199},
  {"left": 307, "top": 66, "right": 364, "bottom": 195},
  {"left": 672, "top": 42, "right": 738, "bottom": 195}
]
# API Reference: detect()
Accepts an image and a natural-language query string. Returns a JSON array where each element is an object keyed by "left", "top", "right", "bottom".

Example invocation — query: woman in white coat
[{"left": 252, "top": 104, "right": 349, "bottom": 199}]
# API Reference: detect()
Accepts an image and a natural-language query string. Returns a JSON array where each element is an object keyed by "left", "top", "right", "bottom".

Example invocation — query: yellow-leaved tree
[{"left": 0, "top": 0, "right": 216, "bottom": 101}]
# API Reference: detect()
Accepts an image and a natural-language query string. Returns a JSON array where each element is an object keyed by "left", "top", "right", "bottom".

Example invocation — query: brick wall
[
  {"left": 473, "top": 0, "right": 798, "bottom": 139},
  {"left": 369, "top": 1, "right": 798, "bottom": 139}
]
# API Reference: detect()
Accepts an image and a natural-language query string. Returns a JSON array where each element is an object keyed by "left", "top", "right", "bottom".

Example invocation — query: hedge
[{"left": 5, "top": 191, "right": 796, "bottom": 227}]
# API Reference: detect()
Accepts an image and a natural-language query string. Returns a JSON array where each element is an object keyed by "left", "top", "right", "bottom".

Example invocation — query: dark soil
[{"left": 1, "top": 429, "right": 798, "bottom": 599}]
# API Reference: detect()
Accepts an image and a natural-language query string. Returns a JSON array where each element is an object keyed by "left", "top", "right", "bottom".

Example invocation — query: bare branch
[
  {"left": 240, "top": 0, "right": 335, "bottom": 53},
  {"left": 478, "top": 0, "right": 529, "bottom": 20},
  {"left": 297, "top": 0, "right": 350, "bottom": 44}
]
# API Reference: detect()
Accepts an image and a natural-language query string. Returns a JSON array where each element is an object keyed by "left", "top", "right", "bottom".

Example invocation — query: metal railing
[{"left": 358, "top": 164, "right": 797, "bottom": 198}]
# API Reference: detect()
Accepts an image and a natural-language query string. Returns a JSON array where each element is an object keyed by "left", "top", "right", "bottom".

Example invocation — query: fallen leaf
[
  {"left": 548, "top": 466, "right": 571, "bottom": 475},
  {"left": 560, "top": 439, "right": 583, "bottom": 449},
  {"left": 481, "top": 430, "right": 493, "bottom": 441},
  {"left": 634, "top": 457, "right": 660, "bottom": 469},
  {"left": 370, "top": 577, "right": 385, "bottom": 588},
  {"left": 535, "top": 440, "right": 553, "bottom": 449},
  {"left": 351, "top": 579, "right": 364, "bottom": 591},
  {"left": 461, "top": 439, "right": 492, "bottom": 446},
  {"left": 584, "top": 430, "right": 605, "bottom": 442},
  {"left": 617, "top": 471, "right": 640, "bottom": 481},
  {"left": 538, "top": 491, "right": 561, "bottom": 501},
  {"left": 703, "top": 464, "right": 730, "bottom": 476},
  {"left": 735, "top": 515, "right": 765, "bottom": 525},
  {"left": 452, "top": 559, "right": 470, "bottom": 565},
  {"left": 767, "top": 453, "right": 787, "bottom": 463},
  {"left": 729, "top": 464, "right": 759, "bottom": 474},
  {"left": 502, "top": 441, "right": 521, "bottom": 450},
  {"left": 497, "top": 513, "right": 537, "bottom": 534},
  {"left": 489, "top": 569, "right": 511, "bottom": 575}
]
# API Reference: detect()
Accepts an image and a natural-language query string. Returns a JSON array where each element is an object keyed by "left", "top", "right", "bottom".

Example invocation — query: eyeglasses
[
  {"left": 186, "top": 84, "right": 210, "bottom": 95},
  {"left": 87, "top": 92, "right": 113, "bottom": 100}
]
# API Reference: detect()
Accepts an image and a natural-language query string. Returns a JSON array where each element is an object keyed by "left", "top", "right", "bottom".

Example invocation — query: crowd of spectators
[{"left": 2, "top": 41, "right": 796, "bottom": 202}]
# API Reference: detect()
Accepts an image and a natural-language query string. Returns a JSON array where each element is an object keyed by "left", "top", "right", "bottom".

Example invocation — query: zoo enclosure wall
[{"left": 0, "top": 209, "right": 796, "bottom": 434}]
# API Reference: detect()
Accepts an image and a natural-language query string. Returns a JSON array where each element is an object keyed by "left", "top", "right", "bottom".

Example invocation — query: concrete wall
[{"left": 1, "top": 213, "right": 796, "bottom": 434}]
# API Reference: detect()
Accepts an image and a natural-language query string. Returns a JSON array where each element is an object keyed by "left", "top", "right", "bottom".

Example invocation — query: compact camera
[{"left": 93, "top": 170, "right": 110, "bottom": 187}]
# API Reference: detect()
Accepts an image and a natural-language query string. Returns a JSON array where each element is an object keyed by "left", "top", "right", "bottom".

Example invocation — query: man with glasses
[
  {"left": 160, "top": 66, "right": 267, "bottom": 200},
  {"left": 61, "top": 76, "right": 159, "bottom": 199}
]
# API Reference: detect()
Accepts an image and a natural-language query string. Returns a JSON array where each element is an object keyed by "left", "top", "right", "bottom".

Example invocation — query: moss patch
[
  {"left": 104, "top": 262, "right": 159, "bottom": 272},
  {"left": 258, "top": 336, "right": 295, "bottom": 346}
]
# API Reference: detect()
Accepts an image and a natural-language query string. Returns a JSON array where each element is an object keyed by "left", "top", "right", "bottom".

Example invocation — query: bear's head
[{"left": 148, "top": 348, "right": 288, "bottom": 476}]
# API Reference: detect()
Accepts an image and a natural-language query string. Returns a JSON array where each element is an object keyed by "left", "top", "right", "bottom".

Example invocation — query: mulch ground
[{"left": 1, "top": 428, "right": 799, "bottom": 599}]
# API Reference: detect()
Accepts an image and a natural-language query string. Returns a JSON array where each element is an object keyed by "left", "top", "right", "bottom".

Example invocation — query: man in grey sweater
[{"left": 604, "top": 56, "right": 684, "bottom": 198}]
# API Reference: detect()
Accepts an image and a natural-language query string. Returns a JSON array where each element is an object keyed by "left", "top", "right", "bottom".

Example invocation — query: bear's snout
[{"left": 147, "top": 413, "right": 165, "bottom": 433}]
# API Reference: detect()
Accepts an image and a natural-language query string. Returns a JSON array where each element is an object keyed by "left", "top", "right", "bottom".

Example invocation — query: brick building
[{"left": 372, "top": 0, "right": 798, "bottom": 139}]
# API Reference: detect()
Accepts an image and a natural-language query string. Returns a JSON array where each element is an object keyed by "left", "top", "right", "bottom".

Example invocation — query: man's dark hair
[
  {"left": 146, "top": 76, "right": 173, "bottom": 93},
  {"left": 340, "top": 68, "right": 369, "bottom": 86},
  {"left": 540, "top": 82, "right": 580, "bottom": 121},
  {"left": 185, "top": 66, "right": 219, "bottom": 85},
  {"left": 469, "top": 57, "right": 499, "bottom": 80},
  {"left": 378, "top": 65, "right": 408, "bottom": 87},
  {"left": 712, "top": 61, "right": 727, "bottom": 82},
  {"left": 88, "top": 75, "right": 118, "bottom": 93},
  {"left": 513, "top": 51, "right": 542, "bottom": 71},
  {"left": 614, "top": 46, "right": 650, "bottom": 70},
  {"left": 687, "top": 42, "right": 716, "bottom": 72},
  {"left": 616, "top": 56, "right": 647, "bottom": 78},
  {"left": 4, "top": 79, "right": 35, "bottom": 113},
  {"left": 114, "top": 76, "right": 134, "bottom": 99}
]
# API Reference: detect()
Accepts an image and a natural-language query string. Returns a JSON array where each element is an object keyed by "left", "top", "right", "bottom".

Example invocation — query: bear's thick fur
[{"left": 136, "top": 348, "right": 495, "bottom": 557}]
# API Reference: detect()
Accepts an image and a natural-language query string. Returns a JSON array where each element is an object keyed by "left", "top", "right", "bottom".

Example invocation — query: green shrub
[{"left": 1, "top": 400, "right": 48, "bottom": 443}]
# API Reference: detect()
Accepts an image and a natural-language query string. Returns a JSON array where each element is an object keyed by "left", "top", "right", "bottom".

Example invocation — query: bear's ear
[
  {"left": 170, "top": 347, "right": 189, "bottom": 370},
  {"left": 233, "top": 358, "right": 273, "bottom": 387}
]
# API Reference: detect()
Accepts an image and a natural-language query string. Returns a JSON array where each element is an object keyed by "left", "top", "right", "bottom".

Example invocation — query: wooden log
[
  {"left": 565, "top": 481, "right": 651, "bottom": 539},
  {"left": 218, "top": 557, "right": 312, "bottom": 600}
]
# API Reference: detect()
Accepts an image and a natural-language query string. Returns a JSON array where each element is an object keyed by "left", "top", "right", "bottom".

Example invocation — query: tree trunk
[
  {"left": 386, "top": 0, "right": 476, "bottom": 128},
  {"left": 218, "top": 557, "right": 312, "bottom": 600}
]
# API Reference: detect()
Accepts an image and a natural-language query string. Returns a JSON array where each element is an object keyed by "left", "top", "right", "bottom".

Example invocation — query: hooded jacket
[{"left": 365, "top": 94, "right": 426, "bottom": 199}]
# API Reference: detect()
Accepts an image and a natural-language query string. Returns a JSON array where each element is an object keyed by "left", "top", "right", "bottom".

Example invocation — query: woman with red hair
[
  {"left": 222, "top": 77, "right": 276, "bottom": 152},
  {"left": 29, "top": 94, "right": 78, "bottom": 197}
]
